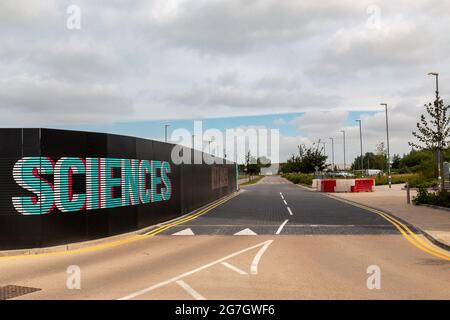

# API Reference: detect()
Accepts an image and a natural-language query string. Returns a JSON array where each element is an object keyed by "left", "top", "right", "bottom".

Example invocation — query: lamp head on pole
[{"left": 428, "top": 72, "right": 438, "bottom": 76}]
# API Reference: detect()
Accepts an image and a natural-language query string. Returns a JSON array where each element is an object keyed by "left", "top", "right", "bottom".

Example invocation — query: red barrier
[
  {"left": 351, "top": 179, "right": 374, "bottom": 192},
  {"left": 320, "top": 179, "right": 336, "bottom": 192}
]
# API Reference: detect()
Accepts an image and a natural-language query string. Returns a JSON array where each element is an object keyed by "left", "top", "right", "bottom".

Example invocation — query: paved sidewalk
[{"left": 331, "top": 184, "right": 450, "bottom": 248}]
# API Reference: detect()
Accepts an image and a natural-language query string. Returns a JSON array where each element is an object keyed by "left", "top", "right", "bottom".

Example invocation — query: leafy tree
[
  {"left": 280, "top": 143, "right": 327, "bottom": 173},
  {"left": 244, "top": 152, "right": 271, "bottom": 176},
  {"left": 409, "top": 95, "right": 450, "bottom": 187},
  {"left": 410, "top": 97, "right": 450, "bottom": 150},
  {"left": 391, "top": 154, "right": 401, "bottom": 169},
  {"left": 351, "top": 152, "right": 387, "bottom": 171},
  {"left": 299, "top": 144, "right": 327, "bottom": 173}
]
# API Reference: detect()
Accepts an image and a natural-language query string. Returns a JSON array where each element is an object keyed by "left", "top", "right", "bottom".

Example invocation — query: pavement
[
  {"left": 1, "top": 176, "right": 449, "bottom": 300},
  {"left": 330, "top": 184, "right": 450, "bottom": 248}
]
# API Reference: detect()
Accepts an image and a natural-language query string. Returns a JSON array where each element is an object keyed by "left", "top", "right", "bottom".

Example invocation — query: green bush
[
  {"left": 375, "top": 173, "right": 437, "bottom": 188},
  {"left": 282, "top": 173, "right": 314, "bottom": 186},
  {"left": 413, "top": 187, "right": 430, "bottom": 205},
  {"left": 413, "top": 188, "right": 450, "bottom": 208}
]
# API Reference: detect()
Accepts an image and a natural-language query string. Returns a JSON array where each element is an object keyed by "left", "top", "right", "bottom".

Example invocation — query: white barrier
[
  {"left": 335, "top": 179, "right": 355, "bottom": 192},
  {"left": 311, "top": 179, "right": 321, "bottom": 190}
]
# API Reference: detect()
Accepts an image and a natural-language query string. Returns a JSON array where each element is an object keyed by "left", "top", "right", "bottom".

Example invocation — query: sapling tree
[{"left": 409, "top": 96, "right": 450, "bottom": 190}]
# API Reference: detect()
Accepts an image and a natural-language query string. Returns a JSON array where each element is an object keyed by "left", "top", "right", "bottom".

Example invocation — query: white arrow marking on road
[
  {"left": 176, "top": 280, "right": 206, "bottom": 300},
  {"left": 221, "top": 262, "right": 248, "bottom": 275},
  {"left": 251, "top": 240, "right": 273, "bottom": 274},
  {"left": 118, "top": 240, "right": 273, "bottom": 300},
  {"left": 234, "top": 228, "right": 257, "bottom": 236},
  {"left": 172, "top": 228, "right": 195, "bottom": 236}
]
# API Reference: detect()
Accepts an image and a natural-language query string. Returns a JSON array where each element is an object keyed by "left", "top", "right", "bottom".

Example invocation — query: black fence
[{"left": 0, "top": 128, "right": 237, "bottom": 250}]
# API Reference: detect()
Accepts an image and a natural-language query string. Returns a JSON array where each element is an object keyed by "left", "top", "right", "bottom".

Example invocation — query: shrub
[
  {"left": 282, "top": 173, "right": 314, "bottom": 186},
  {"left": 413, "top": 188, "right": 450, "bottom": 208},
  {"left": 375, "top": 173, "right": 437, "bottom": 188},
  {"left": 412, "top": 186, "right": 430, "bottom": 205}
]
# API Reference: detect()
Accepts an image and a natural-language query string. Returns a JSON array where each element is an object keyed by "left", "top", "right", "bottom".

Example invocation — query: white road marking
[
  {"left": 117, "top": 240, "right": 273, "bottom": 300},
  {"left": 287, "top": 207, "right": 293, "bottom": 216},
  {"left": 283, "top": 200, "right": 287, "bottom": 205},
  {"left": 275, "top": 219, "right": 289, "bottom": 235},
  {"left": 280, "top": 192, "right": 284, "bottom": 199},
  {"left": 250, "top": 240, "right": 274, "bottom": 275},
  {"left": 176, "top": 280, "right": 206, "bottom": 300},
  {"left": 172, "top": 228, "right": 195, "bottom": 236},
  {"left": 234, "top": 228, "right": 257, "bottom": 235},
  {"left": 221, "top": 262, "right": 248, "bottom": 275}
]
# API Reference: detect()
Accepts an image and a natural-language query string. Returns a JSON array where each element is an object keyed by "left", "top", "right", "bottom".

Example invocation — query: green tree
[
  {"left": 410, "top": 97, "right": 450, "bottom": 150},
  {"left": 351, "top": 152, "right": 387, "bottom": 171},
  {"left": 410, "top": 95, "right": 450, "bottom": 188},
  {"left": 280, "top": 143, "right": 327, "bottom": 173},
  {"left": 244, "top": 152, "right": 270, "bottom": 176},
  {"left": 391, "top": 154, "right": 401, "bottom": 169}
]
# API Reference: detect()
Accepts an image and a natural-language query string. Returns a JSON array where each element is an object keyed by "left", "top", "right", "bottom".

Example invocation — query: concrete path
[{"left": 331, "top": 184, "right": 450, "bottom": 248}]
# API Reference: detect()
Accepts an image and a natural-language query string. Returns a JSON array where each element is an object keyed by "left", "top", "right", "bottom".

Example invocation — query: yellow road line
[
  {"left": 145, "top": 193, "right": 238, "bottom": 236},
  {"left": 331, "top": 195, "right": 450, "bottom": 260},
  {"left": 0, "top": 193, "right": 239, "bottom": 260},
  {"left": 327, "top": 195, "right": 450, "bottom": 261}
]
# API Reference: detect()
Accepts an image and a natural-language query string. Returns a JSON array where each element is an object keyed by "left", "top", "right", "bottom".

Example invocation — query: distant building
[{"left": 261, "top": 163, "right": 280, "bottom": 175}]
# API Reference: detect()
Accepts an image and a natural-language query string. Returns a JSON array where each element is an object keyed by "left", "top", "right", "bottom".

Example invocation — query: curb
[
  {"left": 294, "top": 184, "right": 316, "bottom": 192},
  {"left": 0, "top": 191, "right": 241, "bottom": 257},
  {"left": 326, "top": 194, "right": 450, "bottom": 252},
  {"left": 416, "top": 203, "right": 450, "bottom": 212}
]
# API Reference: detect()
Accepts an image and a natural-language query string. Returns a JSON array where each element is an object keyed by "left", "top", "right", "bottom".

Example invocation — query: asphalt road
[
  {"left": 1, "top": 176, "right": 449, "bottom": 300},
  {"left": 162, "top": 176, "right": 399, "bottom": 236}
]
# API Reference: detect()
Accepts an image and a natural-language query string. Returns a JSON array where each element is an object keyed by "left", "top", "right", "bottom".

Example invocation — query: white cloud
[{"left": 0, "top": 0, "right": 449, "bottom": 162}]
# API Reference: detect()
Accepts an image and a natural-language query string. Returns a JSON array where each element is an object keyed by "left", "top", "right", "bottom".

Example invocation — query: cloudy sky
[{"left": 1, "top": 0, "right": 450, "bottom": 164}]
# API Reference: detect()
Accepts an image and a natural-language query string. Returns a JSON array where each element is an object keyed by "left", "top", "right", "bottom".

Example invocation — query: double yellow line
[
  {"left": 144, "top": 193, "right": 239, "bottom": 236},
  {"left": 0, "top": 193, "right": 238, "bottom": 260},
  {"left": 329, "top": 195, "right": 450, "bottom": 261}
]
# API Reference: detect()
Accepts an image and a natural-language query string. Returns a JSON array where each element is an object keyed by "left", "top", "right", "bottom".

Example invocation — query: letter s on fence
[{"left": 12, "top": 157, "right": 55, "bottom": 215}]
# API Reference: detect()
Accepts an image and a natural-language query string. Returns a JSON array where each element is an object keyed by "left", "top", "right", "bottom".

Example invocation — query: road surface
[{"left": 1, "top": 176, "right": 449, "bottom": 300}]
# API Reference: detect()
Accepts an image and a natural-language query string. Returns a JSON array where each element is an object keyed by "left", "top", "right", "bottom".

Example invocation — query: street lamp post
[
  {"left": 428, "top": 72, "right": 442, "bottom": 191},
  {"left": 381, "top": 103, "right": 391, "bottom": 188},
  {"left": 356, "top": 120, "right": 363, "bottom": 174},
  {"left": 329, "top": 137, "right": 335, "bottom": 171},
  {"left": 340, "top": 130, "right": 346, "bottom": 171},
  {"left": 164, "top": 124, "right": 171, "bottom": 143}
]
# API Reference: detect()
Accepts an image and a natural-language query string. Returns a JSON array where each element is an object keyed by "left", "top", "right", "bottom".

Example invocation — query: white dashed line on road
[
  {"left": 275, "top": 219, "right": 289, "bottom": 235},
  {"left": 280, "top": 192, "right": 293, "bottom": 215}
]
